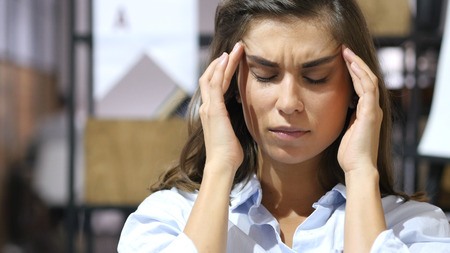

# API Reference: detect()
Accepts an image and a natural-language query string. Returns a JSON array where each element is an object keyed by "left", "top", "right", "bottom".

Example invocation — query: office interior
[{"left": 0, "top": 0, "right": 449, "bottom": 252}]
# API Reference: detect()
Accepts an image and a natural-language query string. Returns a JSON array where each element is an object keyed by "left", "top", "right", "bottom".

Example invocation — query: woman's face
[{"left": 238, "top": 17, "right": 352, "bottom": 166}]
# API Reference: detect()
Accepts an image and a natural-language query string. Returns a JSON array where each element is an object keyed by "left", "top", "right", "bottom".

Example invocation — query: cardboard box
[
  {"left": 84, "top": 118, "right": 188, "bottom": 206},
  {"left": 356, "top": 0, "right": 411, "bottom": 37}
]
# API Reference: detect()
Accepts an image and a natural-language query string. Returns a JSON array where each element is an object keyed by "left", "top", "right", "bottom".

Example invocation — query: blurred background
[{"left": 0, "top": 0, "right": 450, "bottom": 252}]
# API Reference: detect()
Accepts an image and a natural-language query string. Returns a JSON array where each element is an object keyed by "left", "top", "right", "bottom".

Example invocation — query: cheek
[
  {"left": 238, "top": 71, "right": 273, "bottom": 140},
  {"left": 320, "top": 68, "right": 352, "bottom": 117},
  {"left": 306, "top": 68, "right": 352, "bottom": 134},
  {"left": 315, "top": 85, "right": 352, "bottom": 131},
  {"left": 325, "top": 94, "right": 349, "bottom": 124}
]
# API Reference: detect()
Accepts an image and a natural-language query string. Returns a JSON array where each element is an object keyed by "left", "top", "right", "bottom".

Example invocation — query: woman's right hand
[
  {"left": 199, "top": 42, "right": 245, "bottom": 173},
  {"left": 184, "top": 42, "right": 245, "bottom": 253}
]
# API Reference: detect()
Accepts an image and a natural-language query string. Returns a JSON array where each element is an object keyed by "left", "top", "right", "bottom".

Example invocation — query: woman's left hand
[
  {"left": 339, "top": 46, "right": 387, "bottom": 253},
  {"left": 338, "top": 46, "right": 383, "bottom": 175}
]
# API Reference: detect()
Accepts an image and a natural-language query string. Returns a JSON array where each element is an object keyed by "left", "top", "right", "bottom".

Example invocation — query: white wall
[
  {"left": 199, "top": 0, "right": 220, "bottom": 35},
  {"left": 0, "top": 0, "right": 57, "bottom": 74},
  {"left": 0, "top": 0, "right": 7, "bottom": 59}
]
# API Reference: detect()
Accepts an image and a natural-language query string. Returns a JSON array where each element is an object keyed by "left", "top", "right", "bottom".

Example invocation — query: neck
[{"left": 258, "top": 153, "right": 327, "bottom": 218}]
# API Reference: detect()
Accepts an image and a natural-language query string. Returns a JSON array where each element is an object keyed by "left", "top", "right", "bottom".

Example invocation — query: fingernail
[
  {"left": 346, "top": 48, "right": 356, "bottom": 57},
  {"left": 232, "top": 42, "right": 240, "bottom": 52},
  {"left": 220, "top": 52, "right": 228, "bottom": 63}
]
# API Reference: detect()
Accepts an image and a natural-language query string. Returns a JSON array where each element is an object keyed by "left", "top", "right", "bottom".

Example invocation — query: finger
[
  {"left": 222, "top": 42, "right": 244, "bottom": 92},
  {"left": 350, "top": 61, "right": 380, "bottom": 103},
  {"left": 343, "top": 47, "right": 378, "bottom": 102},
  {"left": 350, "top": 62, "right": 383, "bottom": 129},
  {"left": 342, "top": 47, "right": 379, "bottom": 100},
  {"left": 209, "top": 53, "right": 229, "bottom": 102},
  {"left": 202, "top": 57, "right": 221, "bottom": 82},
  {"left": 343, "top": 46, "right": 377, "bottom": 84},
  {"left": 343, "top": 49, "right": 364, "bottom": 97},
  {"left": 199, "top": 56, "right": 222, "bottom": 104},
  {"left": 342, "top": 47, "right": 381, "bottom": 127}
]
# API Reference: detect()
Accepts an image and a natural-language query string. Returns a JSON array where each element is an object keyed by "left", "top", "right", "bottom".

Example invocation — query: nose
[{"left": 275, "top": 76, "right": 304, "bottom": 115}]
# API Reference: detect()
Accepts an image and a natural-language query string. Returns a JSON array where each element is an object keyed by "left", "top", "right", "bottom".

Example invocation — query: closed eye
[
  {"left": 303, "top": 76, "right": 328, "bottom": 85},
  {"left": 252, "top": 72, "right": 278, "bottom": 83}
]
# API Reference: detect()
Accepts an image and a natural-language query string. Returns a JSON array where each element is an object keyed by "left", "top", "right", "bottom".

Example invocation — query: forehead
[
  {"left": 248, "top": 14, "right": 332, "bottom": 35},
  {"left": 242, "top": 16, "right": 338, "bottom": 63}
]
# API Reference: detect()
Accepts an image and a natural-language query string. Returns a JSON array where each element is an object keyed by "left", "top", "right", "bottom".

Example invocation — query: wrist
[
  {"left": 203, "top": 161, "right": 236, "bottom": 187},
  {"left": 345, "top": 167, "right": 379, "bottom": 189}
]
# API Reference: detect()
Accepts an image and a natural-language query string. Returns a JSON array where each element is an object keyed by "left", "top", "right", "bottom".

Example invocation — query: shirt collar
[
  {"left": 230, "top": 174, "right": 261, "bottom": 210},
  {"left": 313, "top": 183, "right": 347, "bottom": 208},
  {"left": 229, "top": 174, "right": 348, "bottom": 210}
]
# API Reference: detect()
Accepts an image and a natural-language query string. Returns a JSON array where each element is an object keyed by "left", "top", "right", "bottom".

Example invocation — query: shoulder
[
  {"left": 140, "top": 188, "right": 198, "bottom": 209},
  {"left": 133, "top": 188, "right": 198, "bottom": 223},
  {"left": 119, "top": 188, "right": 198, "bottom": 242},
  {"left": 382, "top": 195, "right": 450, "bottom": 239},
  {"left": 118, "top": 188, "right": 199, "bottom": 252}
]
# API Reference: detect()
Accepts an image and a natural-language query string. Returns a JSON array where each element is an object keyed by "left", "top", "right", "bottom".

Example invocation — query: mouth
[{"left": 269, "top": 127, "right": 310, "bottom": 140}]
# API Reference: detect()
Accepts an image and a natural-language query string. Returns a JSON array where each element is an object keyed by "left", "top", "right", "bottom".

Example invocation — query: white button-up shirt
[{"left": 118, "top": 174, "right": 450, "bottom": 252}]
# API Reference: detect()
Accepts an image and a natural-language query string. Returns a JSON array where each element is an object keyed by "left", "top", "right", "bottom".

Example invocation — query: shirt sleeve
[
  {"left": 370, "top": 230, "right": 411, "bottom": 252},
  {"left": 370, "top": 198, "right": 450, "bottom": 253},
  {"left": 117, "top": 189, "right": 199, "bottom": 253}
]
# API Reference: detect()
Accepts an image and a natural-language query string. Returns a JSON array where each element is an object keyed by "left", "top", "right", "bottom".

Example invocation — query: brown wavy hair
[{"left": 151, "top": 0, "right": 417, "bottom": 200}]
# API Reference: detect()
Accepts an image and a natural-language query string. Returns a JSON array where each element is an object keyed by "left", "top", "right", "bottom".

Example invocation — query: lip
[{"left": 269, "top": 126, "right": 310, "bottom": 141}]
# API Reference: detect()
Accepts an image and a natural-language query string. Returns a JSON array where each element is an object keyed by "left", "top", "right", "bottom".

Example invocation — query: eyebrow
[
  {"left": 246, "top": 52, "right": 340, "bottom": 69},
  {"left": 246, "top": 55, "right": 279, "bottom": 67},
  {"left": 302, "top": 53, "right": 340, "bottom": 68}
]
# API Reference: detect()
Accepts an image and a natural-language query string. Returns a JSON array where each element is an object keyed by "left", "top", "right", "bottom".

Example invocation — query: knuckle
[
  {"left": 365, "top": 81, "right": 377, "bottom": 93},
  {"left": 377, "top": 108, "right": 384, "bottom": 119},
  {"left": 371, "top": 77, "right": 379, "bottom": 86},
  {"left": 368, "top": 86, "right": 376, "bottom": 93},
  {"left": 372, "top": 75, "right": 379, "bottom": 83},
  {"left": 198, "top": 105, "right": 207, "bottom": 116},
  {"left": 199, "top": 75, "right": 208, "bottom": 85}
]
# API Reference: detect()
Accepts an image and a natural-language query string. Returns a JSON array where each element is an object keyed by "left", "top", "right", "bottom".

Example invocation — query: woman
[{"left": 118, "top": 0, "right": 450, "bottom": 252}]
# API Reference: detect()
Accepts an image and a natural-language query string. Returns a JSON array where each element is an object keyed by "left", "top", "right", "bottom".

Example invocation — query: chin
[{"left": 265, "top": 147, "right": 321, "bottom": 165}]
